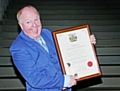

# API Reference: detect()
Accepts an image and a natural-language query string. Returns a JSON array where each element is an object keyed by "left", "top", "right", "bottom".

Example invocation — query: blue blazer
[{"left": 10, "top": 29, "right": 67, "bottom": 91}]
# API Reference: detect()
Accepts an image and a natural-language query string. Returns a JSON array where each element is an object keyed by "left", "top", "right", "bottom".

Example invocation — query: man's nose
[{"left": 32, "top": 21, "right": 37, "bottom": 27}]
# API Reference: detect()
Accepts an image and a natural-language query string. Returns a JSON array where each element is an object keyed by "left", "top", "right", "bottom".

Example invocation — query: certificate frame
[{"left": 52, "top": 24, "right": 102, "bottom": 82}]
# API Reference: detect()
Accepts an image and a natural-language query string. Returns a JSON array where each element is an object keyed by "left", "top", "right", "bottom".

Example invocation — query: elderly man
[{"left": 10, "top": 5, "right": 96, "bottom": 91}]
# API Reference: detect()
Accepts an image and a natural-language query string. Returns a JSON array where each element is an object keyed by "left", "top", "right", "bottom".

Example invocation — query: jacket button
[
  {"left": 55, "top": 72, "right": 57, "bottom": 75},
  {"left": 50, "top": 54, "right": 53, "bottom": 58}
]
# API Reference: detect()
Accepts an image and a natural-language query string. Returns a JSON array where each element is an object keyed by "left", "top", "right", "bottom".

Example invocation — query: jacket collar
[{"left": 20, "top": 30, "right": 36, "bottom": 42}]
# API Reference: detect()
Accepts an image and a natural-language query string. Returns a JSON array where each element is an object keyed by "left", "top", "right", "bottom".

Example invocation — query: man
[{"left": 10, "top": 5, "right": 96, "bottom": 91}]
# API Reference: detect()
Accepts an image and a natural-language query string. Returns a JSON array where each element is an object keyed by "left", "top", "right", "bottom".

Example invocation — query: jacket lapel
[{"left": 20, "top": 31, "right": 49, "bottom": 54}]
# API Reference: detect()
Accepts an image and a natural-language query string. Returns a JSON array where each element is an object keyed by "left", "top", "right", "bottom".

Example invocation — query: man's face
[{"left": 19, "top": 8, "right": 42, "bottom": 39}]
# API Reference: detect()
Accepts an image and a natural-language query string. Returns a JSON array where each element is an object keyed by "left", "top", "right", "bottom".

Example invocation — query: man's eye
[
  {"left": 26, "top": 21, "right": 30, "bottom": 24},
  {"left": 35, "top": 18, "right": 38, "bottom": 21}
]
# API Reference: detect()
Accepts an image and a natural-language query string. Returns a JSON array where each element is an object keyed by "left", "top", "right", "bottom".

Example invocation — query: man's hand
[
  {"left": 68, "top": 75, "right": 77, "bottom": 88},
  {"left": 90, "top": 34, "right": 96, "bottom": 44}
]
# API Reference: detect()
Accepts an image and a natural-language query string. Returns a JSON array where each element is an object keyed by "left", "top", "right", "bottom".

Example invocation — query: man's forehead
[
  {"left": 22, "top": 7, "right": 36, "bottom": 14},
  {"left": 21, "top": 8, "right": 39, "bottom": 19}
]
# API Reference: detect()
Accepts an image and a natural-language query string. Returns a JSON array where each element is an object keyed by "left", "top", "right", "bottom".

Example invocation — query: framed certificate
[{"left": 52, "top": 24, "right": 102, "bottom": 82}]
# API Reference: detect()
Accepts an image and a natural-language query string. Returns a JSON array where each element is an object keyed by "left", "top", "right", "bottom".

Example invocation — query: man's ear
[{"left": 18, "top": 21, "right": 23, "bottom": 30}]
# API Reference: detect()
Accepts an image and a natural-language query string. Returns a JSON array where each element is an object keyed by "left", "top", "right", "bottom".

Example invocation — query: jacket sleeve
[{"left": 10, "top": 44, "right": 64, "bottom": 89}]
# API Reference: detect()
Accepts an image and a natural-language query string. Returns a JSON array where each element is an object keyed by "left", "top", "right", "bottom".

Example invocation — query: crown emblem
[{"left": 69, "top": 33, "right": 77, "bottom": 42}]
